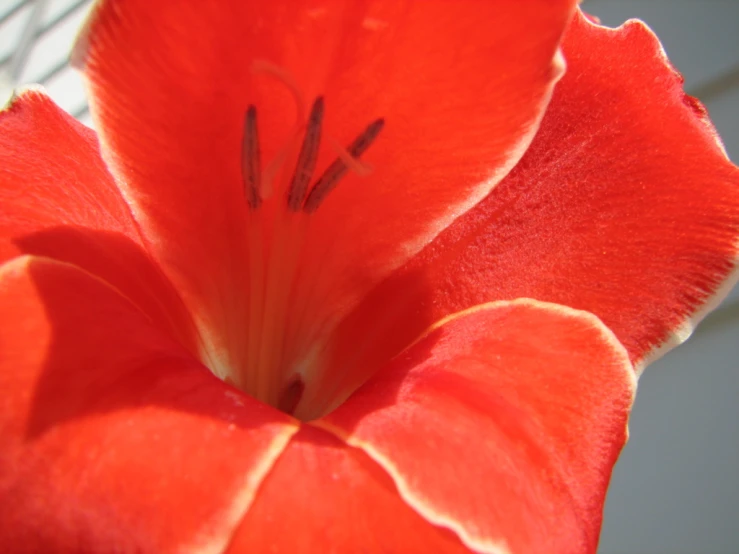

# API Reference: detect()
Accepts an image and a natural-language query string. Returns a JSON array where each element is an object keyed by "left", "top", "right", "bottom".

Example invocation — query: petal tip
[
  {"left": 70, "top": 0, "right": 104, "bottom": 71},
  {"left": 0, "top": 85, "right": 50, "bottom": 115},
  {"left": 575, "top": 9, "right": 729, "bottom": 160},
  {"left": 0, "top": 78, "right": 14, "bottom": 110}
]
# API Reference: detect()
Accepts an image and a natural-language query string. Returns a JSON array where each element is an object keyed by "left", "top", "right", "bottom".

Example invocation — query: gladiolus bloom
[{"left": 1, "top": 1, "right": 738, "bottom": 552}]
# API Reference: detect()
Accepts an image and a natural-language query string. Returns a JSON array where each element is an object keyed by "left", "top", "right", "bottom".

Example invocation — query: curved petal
[
  {"left": 0, "top": 90, "right": 200, "bottom": 356},
  {"left": 324, "top": 9, "right": 739, "bottom": 394},
  {"left": 316, "top": 300, "right": 636, "bottom": 554},
  {"left": 0, "top": 256, "right": 298, "bottom": 552},
  {"left": 73, "top": 0, "right": 575, "bottom": 386},
  {"left": 0, "top": 89, "right": 139, "bottom": 262},
  {"left": 228, "top": 426, "right": 469, "bottom": 554}
]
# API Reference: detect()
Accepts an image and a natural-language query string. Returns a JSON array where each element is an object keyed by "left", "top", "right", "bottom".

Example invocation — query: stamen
[
  {"left": 287, "top": 97, "right": 325, "bottom": 211},
  {"left": 241, "top": 105, "right": 262, "bottom": 209},
  {"left": 231, "top": 95, "right": 387, "bottom": 415},
  {"left": 303, "top": 118, "right": 384, "bottom": 213}
]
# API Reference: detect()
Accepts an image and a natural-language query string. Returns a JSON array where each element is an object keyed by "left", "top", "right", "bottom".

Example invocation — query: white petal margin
[
  {"left": 635, "top": 237, "right": 739, "bottom": 377},
  {"left": 315, "top": 298, "right": 637, "bottom": 554},
  {"left": 1, "top": 84, "right": 50, "bottom": 111},
  {"left": 189, "top": 424, "right": 299, "bottom": 554}
]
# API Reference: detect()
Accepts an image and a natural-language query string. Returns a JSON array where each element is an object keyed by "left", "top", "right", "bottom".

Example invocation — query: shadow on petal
[
  {"left": 301, "top": 262, "right": 437, "bottom": 420},
  {"left": 14, "top": 225, "right": 201, "bottom": 356},
  {"left": 6, "top": 227, "right": 291, "bottom": 439},
  {"left": 0, "top": 253, "right": 298, "bottom": 552}
]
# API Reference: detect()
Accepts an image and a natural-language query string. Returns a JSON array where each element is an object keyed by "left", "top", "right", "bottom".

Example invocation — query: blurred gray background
[{"left": 1, "top": 1, "right": 737, "bottom": 552}]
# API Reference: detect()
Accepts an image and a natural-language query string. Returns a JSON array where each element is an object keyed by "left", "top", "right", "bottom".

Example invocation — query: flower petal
[
  {"left": 228, "top": 426, "right": 469, "bottom": 554},
  {"left": 0, "top": 89, "right": 138, "bottom": 263},
  {"left": 317, "top": 300, "right": 636, "bottom": 554},
  {"left": 0, "top": 256, "right": 298, "bottom": 552},
  {"left": 0, "top": 90, "right": 200, "bottom": 357},
  {"left": 325, "top": 9, "right": 739, "bottom": 394},
  {"left": 73, "top": 0, "right": 575, "bottom": 375}
]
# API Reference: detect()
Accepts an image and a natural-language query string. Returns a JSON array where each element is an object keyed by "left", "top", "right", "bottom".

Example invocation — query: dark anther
[
  {"left": 287, "top": 97, "right": 325, "bottom": 211},
  {"left": 303, "top": 118, "right": 385, "bottom": 214},
  {"left": 241, "top": 105, "right": 262, "bottom": 209},
  {"left": 277, "top": 375, "right": 305, "bottom": 415},
  {"left": 242, "top": 97, "right": 382, "bottom": 213}
]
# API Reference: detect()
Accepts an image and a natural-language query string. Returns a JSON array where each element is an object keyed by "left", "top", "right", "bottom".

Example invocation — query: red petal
[
  {"left": 0, "top": 89, "right": 138, "bottom": 262},
  {"left": 74, "top": 0, "right": 575, "bottom": 379},
  {"left": 0, "top": 256, "right": 297, "bottom": 552},
  {"left": 317, "top": 300, "right": 636, "bottom": 554},
  {"left": 228, "top": 426, "right": 469, "bottom": 553},
  {"left": 0, "top": 90, "right": 200, "bottom": 357},
  {"left": 325, "top": 9, "right": 739, "bottom": 394}
]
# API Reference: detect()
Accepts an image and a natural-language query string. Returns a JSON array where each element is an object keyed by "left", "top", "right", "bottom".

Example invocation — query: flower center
[{"left": 229, "top": 96, "right": 383, "bottom": 417}]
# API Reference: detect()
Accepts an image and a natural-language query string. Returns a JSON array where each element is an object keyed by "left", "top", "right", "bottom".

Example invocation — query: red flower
[{"left": 1, "top": 2, "right": 737, "bottom": 552}]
